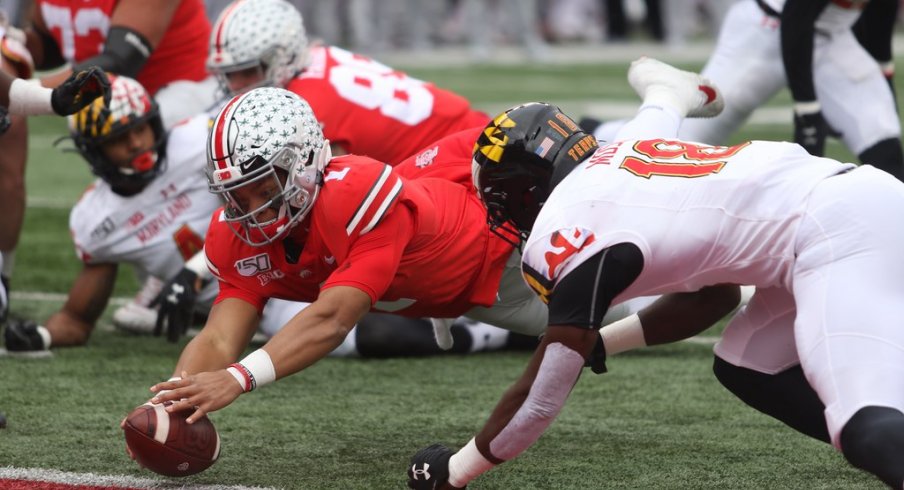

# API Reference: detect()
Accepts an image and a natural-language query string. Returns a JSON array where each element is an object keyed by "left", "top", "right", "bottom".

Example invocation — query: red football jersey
[
  {"left": 37, "top": 0, "right": 210, "bottom": 95},
  {"left": 285, "top": 46, "right": 490, "bottom": 165},
  {"left": 394, "top": 126, "right": 484, "bottom": 188},
  {"left": 205, "top": 154, "right": 514, "bottom": 319}
]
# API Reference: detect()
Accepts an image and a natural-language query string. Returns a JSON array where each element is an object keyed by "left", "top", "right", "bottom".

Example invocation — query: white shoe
[
  {"left": 627, "top": 56, "right": 724, "bottom": 118},
  {"left": 112, "top": 276, "right": 164, "bottom": 334},
  {"left": 112, "top": 301, "right": 158, "bottom": 334}
]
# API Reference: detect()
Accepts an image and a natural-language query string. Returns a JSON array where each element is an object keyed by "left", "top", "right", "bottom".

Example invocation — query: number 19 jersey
[{"left": 521, "top": 139, "right": 855, "bottom": 303}]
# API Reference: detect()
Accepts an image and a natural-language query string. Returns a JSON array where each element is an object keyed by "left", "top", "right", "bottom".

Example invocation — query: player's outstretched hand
[
  {"left": 407, "top": 444, "right": 464, "bottom": 489},
  {"left": 151, "top": 268, "right": 201, "bottom": 342},
  {"left": 51, "top": 66, "right": 111, "bottom": 116},
  {"left": 150, "top": 370, "right": 242, "bottom": 424},
  {"left": 793, "top": 109, "right": 841, "bottom": 157}
]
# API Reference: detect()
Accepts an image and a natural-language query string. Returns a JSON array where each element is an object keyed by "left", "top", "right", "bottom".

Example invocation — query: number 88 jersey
[
  {"left": 521, "top": 138, "right": 855, "bottom": 302},
  {"left": 286, "top": 45, "right": 490, "bottom": 165}
]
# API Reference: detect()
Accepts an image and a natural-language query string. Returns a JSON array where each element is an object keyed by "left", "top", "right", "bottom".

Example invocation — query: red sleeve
[
  {"left": 320, "top": 203, "right": 416, "bottom": 303},
  {"left": 212, "top": 278, "right": 268, "bottom": 313}
]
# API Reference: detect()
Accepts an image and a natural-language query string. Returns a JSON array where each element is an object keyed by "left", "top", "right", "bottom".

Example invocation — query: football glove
[
  {"left": 51, "top": 66, "right": 111, "bottom": 116},
  {"left": 407, "top": 444, "right": 461, "bottom": 490},
  {"left": 793, "top": 108, "right": 841, "bottom": 157},
  {"left": 151, "top": 268, "right": 200, "bottom": 343}
]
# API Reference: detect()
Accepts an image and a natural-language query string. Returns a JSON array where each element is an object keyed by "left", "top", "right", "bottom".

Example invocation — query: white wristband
[
  {"left": 233, "top": 349, "right": 276, "bottom": 392},
  {"left": 8, "top": 78, "right": 55, "bottom": 116},
  {"left": 184, "top": 250, "right": 212, "bottom": 281},
  {"left": 599, "top": 313, "right": 645, "bottom": 356},
  {"left": 793, "top": 101, "right": 821, "bottom": 117},
  {"left": 447, "top": 438, "right": 496, "bottom": 488}
]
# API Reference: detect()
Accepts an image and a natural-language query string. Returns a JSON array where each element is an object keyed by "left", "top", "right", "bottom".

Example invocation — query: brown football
[{"left": 123, "top": 402, "right": 220, "bottom": 477}]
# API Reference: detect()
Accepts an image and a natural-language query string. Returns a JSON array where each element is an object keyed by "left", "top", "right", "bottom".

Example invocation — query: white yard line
[{"left": 0, "top": 466, "right": 277, "bottom": 490}]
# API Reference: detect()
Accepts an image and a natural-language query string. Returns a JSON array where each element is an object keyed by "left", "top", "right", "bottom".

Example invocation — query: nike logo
[{"left": 698, "top": 85, "right": 717, "bottom": 104}]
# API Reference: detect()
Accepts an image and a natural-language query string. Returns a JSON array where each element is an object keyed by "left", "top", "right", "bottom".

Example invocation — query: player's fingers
[{"left": 185, "top": 405, "right": 207, "bottom": 424}]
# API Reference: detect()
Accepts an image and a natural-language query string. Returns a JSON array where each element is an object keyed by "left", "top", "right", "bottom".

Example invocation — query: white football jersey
[
  {"left": 521, "top": 139, "right": 855, "bottom": 304},
  {"left": 70, "top": 114, "right": 221, "bottom": 300}
]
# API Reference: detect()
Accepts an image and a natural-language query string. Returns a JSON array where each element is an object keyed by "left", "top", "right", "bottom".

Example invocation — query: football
[{"left": 123, "top": 402, "right": 220, "bottom": 477}]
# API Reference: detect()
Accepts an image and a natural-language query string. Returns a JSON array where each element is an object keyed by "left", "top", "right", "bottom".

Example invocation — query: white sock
[{"left": 613, "top": 104, "right": 682, "bottom": 142}]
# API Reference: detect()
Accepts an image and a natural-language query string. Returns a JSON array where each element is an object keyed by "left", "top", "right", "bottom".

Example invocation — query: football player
[
  {"left": 206, "top": 0, "right": 490, "bottom": 163},
  {"left": 591, "top": 0, "right": 903, "bottom": 178},
  {"left": 144, "top": 76, "right": 718, "bottom": 431},
  {"left": 406, "top": 58, "right": 904, "bottom": 489},
  {"left": 140, "top": 0, "right": 494, "bottom": 335}
]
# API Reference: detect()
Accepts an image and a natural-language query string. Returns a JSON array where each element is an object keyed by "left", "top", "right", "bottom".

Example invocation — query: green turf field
[{"left": 0, "top": 58, "right": 884, "bottom": 489}]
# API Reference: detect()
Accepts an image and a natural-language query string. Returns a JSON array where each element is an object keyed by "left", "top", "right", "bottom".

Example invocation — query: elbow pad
[{"left": 73, "top": 26, "right": 151, "bottom": 78}]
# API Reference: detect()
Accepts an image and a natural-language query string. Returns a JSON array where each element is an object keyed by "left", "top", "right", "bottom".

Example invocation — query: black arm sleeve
[
  {"left": 853, "top": 0, "right": 897, "bottom": 65},
  {"left": 546, "top": 242, "right": 643, "bottom": 329},
  {"left": 72, "top": 26, "right": 151, "bottom": 78},
  {"left": 781, "top": 0, "right": 832, "bottom": 104}
]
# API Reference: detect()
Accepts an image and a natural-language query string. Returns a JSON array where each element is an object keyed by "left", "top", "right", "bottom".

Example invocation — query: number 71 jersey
[
  {"left": 286, "top": 45, "right": 490, "bottom": 164},
  {"left": 521, "top": 138, "right": 856, "bottom": 302}
]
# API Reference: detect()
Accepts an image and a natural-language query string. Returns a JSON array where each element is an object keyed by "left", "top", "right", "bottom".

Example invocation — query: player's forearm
[
  {"left": 455, "top": 328, "right": 595, "bottom": 487},
  {"left": 637, "top": 284, "right": 741, "bottom": 346},
  {"left": 263, "top": 306, "right": 354, "bottom": 380}
]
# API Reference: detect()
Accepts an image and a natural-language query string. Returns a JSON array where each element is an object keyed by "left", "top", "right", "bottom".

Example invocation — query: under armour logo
[
  {"left": 410, "top": 463, "right": 431, "bottom": 480},
  {"left": 166, "top": 284, "right": 185, "bottom": 304}
]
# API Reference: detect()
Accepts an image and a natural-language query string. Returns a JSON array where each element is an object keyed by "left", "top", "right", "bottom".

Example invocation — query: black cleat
[{"left": 4, "top": 318, "right": 49, "bottom": 354}]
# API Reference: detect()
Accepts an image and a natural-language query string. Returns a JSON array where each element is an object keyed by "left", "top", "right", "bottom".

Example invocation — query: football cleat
[
  {"left": 407, "top": 444, "right": 455, "bottom": 489},
  {"left": 4, "top": 318, "right": 51, "bottom": 355},
  {"left": 627, "top": 56, "right": 724, "bottom": 118},
  {"left": 112, "top": 301, "right": 158, "bottom": 335}
]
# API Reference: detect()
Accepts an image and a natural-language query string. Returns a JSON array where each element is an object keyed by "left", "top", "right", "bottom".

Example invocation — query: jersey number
[
  {"left": 620, "top": 139, "right": 750, "bottom": 178},
  {"left": 41, "top": 4, "right": 110, "bottom": 61},
  {"left": 328, "top": 48, "right": 434, "bottom": 126}
]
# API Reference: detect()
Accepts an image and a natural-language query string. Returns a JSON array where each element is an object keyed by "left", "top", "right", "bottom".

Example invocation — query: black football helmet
[
  {"left": 472, "top": 102, "right": 598, "bottom": 242},
  {"left": 68, "top": 75, "right": 167, "bottom": 196}
]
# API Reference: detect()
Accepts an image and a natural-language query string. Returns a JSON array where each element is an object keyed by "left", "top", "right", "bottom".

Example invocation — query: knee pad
[
  {"left": 840, "top": 406, "right": 904, "bottom": 488},
  {"left": 859, "top": 138, "right": 904, "bottom": 180},
  {"left": 713, "top": 356, "right": 830, "bottom": 443}
]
